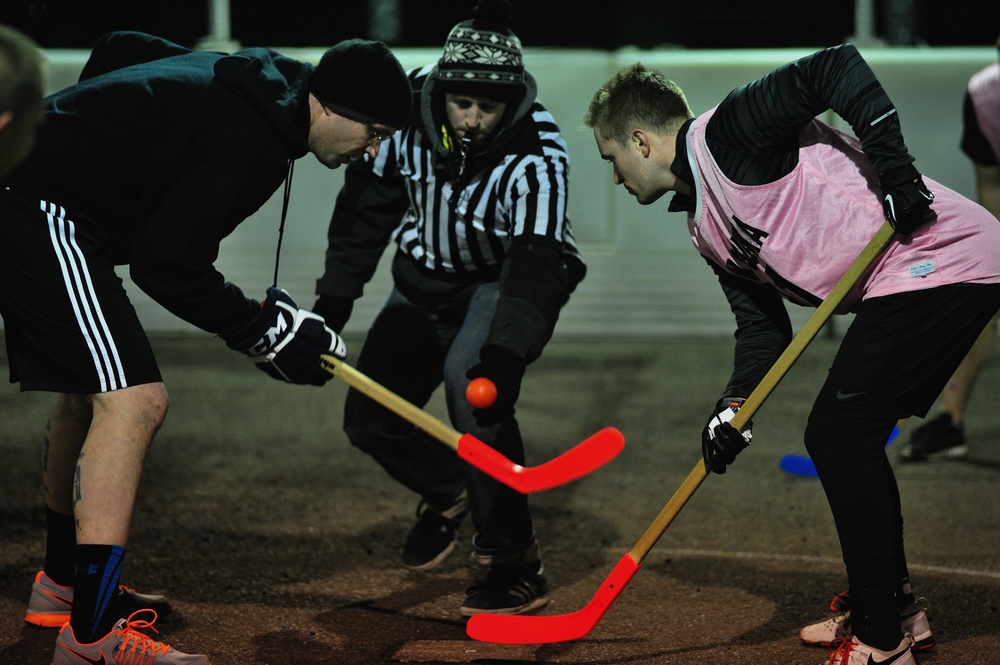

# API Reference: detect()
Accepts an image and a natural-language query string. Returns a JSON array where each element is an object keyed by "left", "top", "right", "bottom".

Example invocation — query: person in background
[
  {"left": 898, "top": 35, "right": 1000, "bottom": 462},
  {"left": 584, "top": 44, "right": 1000, "bottom": 665},
  {"left": 313, "top": 0, "right": 585, "bottom": 616},
  {"left": 2, "top": 30, "right": 410, "bottom": 665},
  {"left": 0, "top": 23, "right": 44, "bottom": 182}
]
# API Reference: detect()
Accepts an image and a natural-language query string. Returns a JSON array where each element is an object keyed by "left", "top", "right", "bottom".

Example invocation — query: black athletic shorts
[
  {"left": 0, "top": 187, "right": 161, "bottom": 393},
  {"left": 813, "top": 282, "right": 1000, "bottom": 420}
]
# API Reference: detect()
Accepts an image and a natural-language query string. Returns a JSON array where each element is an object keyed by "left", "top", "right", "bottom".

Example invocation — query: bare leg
[
  {"left": 45, "top": 383, "right": 169, "bottom": 546},
  {"left": 43, "top": 394, "right": 93, "bottom": 516}
]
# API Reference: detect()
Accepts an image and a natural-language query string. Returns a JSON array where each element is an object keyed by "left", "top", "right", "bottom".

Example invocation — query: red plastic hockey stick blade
[
  {"left": 320, "top": 355, "right": 624, "bottom": 494},
  {"left": 456, "top": 427, "right": 625, "bottom": 493},
  {"left": 467, "top": 552, "right": 641, "bottom": 644}
]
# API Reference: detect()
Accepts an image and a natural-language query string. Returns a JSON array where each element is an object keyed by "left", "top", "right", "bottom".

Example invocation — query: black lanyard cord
[{"left": 272, "top": 158, "right": 295, "bottom": 288}]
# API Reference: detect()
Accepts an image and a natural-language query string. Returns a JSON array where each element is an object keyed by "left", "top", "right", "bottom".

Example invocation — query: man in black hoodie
[
  {"left": 1, "top": 31, "right": 411, "bottom": 665},
  {"left": 314, "top": 0, "right": 584, "bottom": 617}
]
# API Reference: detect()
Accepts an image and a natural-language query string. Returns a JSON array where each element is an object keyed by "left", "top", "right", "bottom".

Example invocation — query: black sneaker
[
  {"left": 897, "top": 414, "right": 968, "bottom": 462},
  {"left": 460, "top": 562, "right": 550, "bottom": 616},
  {"left": 402, "top": 491, "right": 468, "bottom": 571}
]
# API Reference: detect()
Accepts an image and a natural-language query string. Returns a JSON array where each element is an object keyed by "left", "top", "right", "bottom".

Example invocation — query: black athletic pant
[{"left": 804, "top": 283, "right": 1000, "bottom": 648}]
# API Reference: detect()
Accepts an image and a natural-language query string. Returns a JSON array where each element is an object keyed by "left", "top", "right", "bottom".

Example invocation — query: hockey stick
[
  {"left": 319, "top": 355, "right": 625, "bottom": 494},
  {"left": 466, "top": 221, "right": 897, "bottom": 644}
]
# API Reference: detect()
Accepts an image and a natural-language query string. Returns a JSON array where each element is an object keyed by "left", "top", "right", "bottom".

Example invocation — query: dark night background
[{"left": 0, "top": 0, "right": 997, "bottom": 51}]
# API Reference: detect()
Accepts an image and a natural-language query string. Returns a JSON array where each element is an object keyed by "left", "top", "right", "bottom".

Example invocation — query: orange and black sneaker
[
  {"left": 53, "top": 610, "right": 209, "bottom": 665},
  {"left": 25, "top": 570, "right": 172, "bottom": 628}
]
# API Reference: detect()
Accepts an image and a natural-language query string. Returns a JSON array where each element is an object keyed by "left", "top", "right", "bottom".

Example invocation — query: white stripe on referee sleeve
[{"left": 41, "top": 200, "right": 127, "bottom": 392}]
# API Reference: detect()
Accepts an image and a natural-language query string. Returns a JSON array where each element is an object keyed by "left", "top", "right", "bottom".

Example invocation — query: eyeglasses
[
  {"left": 319, "top": 100, "right": 392, "bottom": 147},
  {"left": 366, "top": 125, "right": 391, "bottom": 146}
]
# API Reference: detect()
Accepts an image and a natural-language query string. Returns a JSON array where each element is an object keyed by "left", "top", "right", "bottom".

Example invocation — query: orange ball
[{"left": 466, "top": 377, "right": 498, "bottom": 409}]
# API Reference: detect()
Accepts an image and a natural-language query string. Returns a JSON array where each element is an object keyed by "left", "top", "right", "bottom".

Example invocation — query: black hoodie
[{"left": 9, "top": 31, "right": 313, "bottom": 337}]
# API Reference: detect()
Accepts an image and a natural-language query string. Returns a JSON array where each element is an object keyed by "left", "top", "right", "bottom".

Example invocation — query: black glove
[
  {"left": 879, "top": 163, "right": 935, "bottom": 236},
  {"left": 225, "top": 287, "right": 347, "bottom": 386},
  {"left": 701, "top": 397, "right": 752, "bottom": 474},
  {"left": 311, "top": 295, "right": 354, "bottom": 334},
  {"left": 465, "top": 346, "right": 526, "bottom": 427}
]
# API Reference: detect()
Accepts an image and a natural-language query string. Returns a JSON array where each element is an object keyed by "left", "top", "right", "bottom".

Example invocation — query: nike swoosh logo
[
  {"left": 867, "top": 645, "right": 910, "bottom": 664},
  {"left": 41, "top": 589, "right": 72, "bottom": 607},
  {"left": 63, "top": 646, "right": 108, "bottom": 665},
  {"left": 835, "top": 389, "right": 868, "bottom": 399}
]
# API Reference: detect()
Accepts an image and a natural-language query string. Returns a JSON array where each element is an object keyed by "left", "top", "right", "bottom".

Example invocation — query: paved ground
[{"left": 1, "top": 333, "right": 999, "bottom": 664}]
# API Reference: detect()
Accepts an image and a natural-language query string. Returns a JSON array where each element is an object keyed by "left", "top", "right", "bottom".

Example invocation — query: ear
[
  {"left": 0, "top": 111, "right": 14, "bottom": 136},
  {"left": 631, "top": 128, "right": 651, "bottom": 157}
]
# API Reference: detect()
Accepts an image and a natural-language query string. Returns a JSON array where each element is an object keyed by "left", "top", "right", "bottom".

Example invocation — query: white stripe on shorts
[{"left": 41, "top": 200, "right": 127, "bottom": 392}]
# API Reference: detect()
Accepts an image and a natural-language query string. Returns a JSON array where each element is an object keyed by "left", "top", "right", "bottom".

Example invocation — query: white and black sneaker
[
  {"left": 800, "top": 592, "right": 934, "bottom": 652},
  {"left": 460, "top": 561, "right": 549, "bottom": 616},
  {"left": 401, "top": 491, "right": 468, "bottom": 571},
  {"left": 825, "top": 635, "right": 915, "bottom": 665}
]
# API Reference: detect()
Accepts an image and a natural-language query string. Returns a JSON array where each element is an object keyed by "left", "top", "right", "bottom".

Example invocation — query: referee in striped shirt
[{"left": 313, "top": 0, "right": 585, "bottom": 616}]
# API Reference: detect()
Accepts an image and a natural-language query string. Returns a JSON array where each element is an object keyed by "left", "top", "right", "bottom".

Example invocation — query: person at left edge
[
  {"left": 1, "top": 31, "right": 410, "bottom": 665},
  {"left": 0, "top": 23, "right": 44, "bottom": 183}
]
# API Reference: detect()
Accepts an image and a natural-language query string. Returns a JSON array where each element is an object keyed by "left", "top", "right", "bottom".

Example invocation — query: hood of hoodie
[
  {"left": 213, "top": 47, "right": 314, "bottom": 158},
  {"left": 414, "top": 64, "right": 539, "bottom": 168}
]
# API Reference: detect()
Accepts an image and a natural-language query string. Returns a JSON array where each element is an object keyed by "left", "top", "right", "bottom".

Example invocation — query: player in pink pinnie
[{"left": 585, "top": 44, "right": 1000, "bottom": 665}]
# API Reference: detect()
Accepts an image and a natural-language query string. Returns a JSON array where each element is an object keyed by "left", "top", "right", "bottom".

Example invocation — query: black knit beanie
[
  {"left": 437, "top": 0, "right": 525, "bottom": 102},
  {"left": 310, "top": 38, "right": 412, "bottom": 128}
]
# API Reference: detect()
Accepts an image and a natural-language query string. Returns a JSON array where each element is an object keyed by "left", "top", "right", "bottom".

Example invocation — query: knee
[
  {"left": 135, "top": 383, "right": 169, "bottom": 430},
  {"left": 804, "top": 410, "right": 835, "bottom": 461},
  {"left": 94, "top": 382, "right": 169, "bottom": 435},
  {"left": 342, "top": 390, "right": 398, "bottom": 453}
]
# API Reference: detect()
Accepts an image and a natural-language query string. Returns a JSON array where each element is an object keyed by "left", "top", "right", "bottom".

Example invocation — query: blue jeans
[{"left": 343, "top": 284, "right": 536, "bottom": 560}]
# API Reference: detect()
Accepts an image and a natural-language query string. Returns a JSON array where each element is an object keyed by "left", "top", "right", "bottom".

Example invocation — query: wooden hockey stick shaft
[
  {"left": 321, "top": 355, "right": 460, "bottom": 449},
  {"left": 631, "top": 221, "right": 895, "bottom": 560}
]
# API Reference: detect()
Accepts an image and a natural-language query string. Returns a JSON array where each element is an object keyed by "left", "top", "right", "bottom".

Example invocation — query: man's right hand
[
  {"left": 701, "top": 398, "right": 752, "bottom": 474},
  {"left": 226, "top": 288, "right": 346, "bottom": 386}
]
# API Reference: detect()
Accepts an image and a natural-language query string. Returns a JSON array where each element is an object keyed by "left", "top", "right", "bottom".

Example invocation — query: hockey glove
[
  {"left": 311, "top": 295, "right": 354, "bottom": 334},
  {"left": 701, "top": 397, "right": 752, "bottom": 474},
  {"left": 226, "top": 287, "right": 347, "bottom": 386},
  {"left": 465, "top": 346, "right": 526, "bottom": 427},
  {"left": 879, "top": 163, "right": 935, "bottom": 236}
]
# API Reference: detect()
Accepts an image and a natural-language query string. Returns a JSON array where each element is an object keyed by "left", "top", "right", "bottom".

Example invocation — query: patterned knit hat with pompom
[{"left": 437, "top": 0, "right": 525, "bottom": 102}]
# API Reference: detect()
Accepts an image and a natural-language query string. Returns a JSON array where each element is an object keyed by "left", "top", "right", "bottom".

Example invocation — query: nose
[
  {"left": 467, "top": 108, "right": 481, "bottom": 128},
  {"left": 613, "top": 170, "right": 623, "bottom": 185},
  {"left": 365, "top": 142, "right": 381, "bottom": 159}
]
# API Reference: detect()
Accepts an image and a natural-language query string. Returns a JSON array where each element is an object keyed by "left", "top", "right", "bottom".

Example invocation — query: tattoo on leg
[
  {"left": 41, "top": 433, "right": 50, "bottom": 473},
  {"left": 73, "top": 456, "right": 83, "bottom": 508}
]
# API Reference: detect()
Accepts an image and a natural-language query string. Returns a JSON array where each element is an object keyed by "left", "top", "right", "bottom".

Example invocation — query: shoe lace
[
  {"left": 114, "top": 610, "right": 170, "bottom": 664},
  {"left": 827, "top": 637, "right": 854, "bottom": 665},
  {"left": 830, "top": 589, "right": 851, "bottom": 612}
]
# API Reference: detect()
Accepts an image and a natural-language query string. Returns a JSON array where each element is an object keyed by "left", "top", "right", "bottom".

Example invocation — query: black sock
[
  {"left": 44, "top": 507, "right": 76, "bottom": 586},
  {"left": 70, "top": 544, "right": 124, "bottom": 643}
]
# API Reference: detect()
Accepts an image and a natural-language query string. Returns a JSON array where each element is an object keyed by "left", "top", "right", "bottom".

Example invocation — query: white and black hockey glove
[
  {"left": 701, "top": 397, "right": 752, "bottom": 474},
  {"left": 226, "top": 287, "right": 347, "bottom": 386}
]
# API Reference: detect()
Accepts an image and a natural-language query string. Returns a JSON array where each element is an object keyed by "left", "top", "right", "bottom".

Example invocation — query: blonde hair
[{"left": 584, "top": 62, "right": 692, "bottom": 145}]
